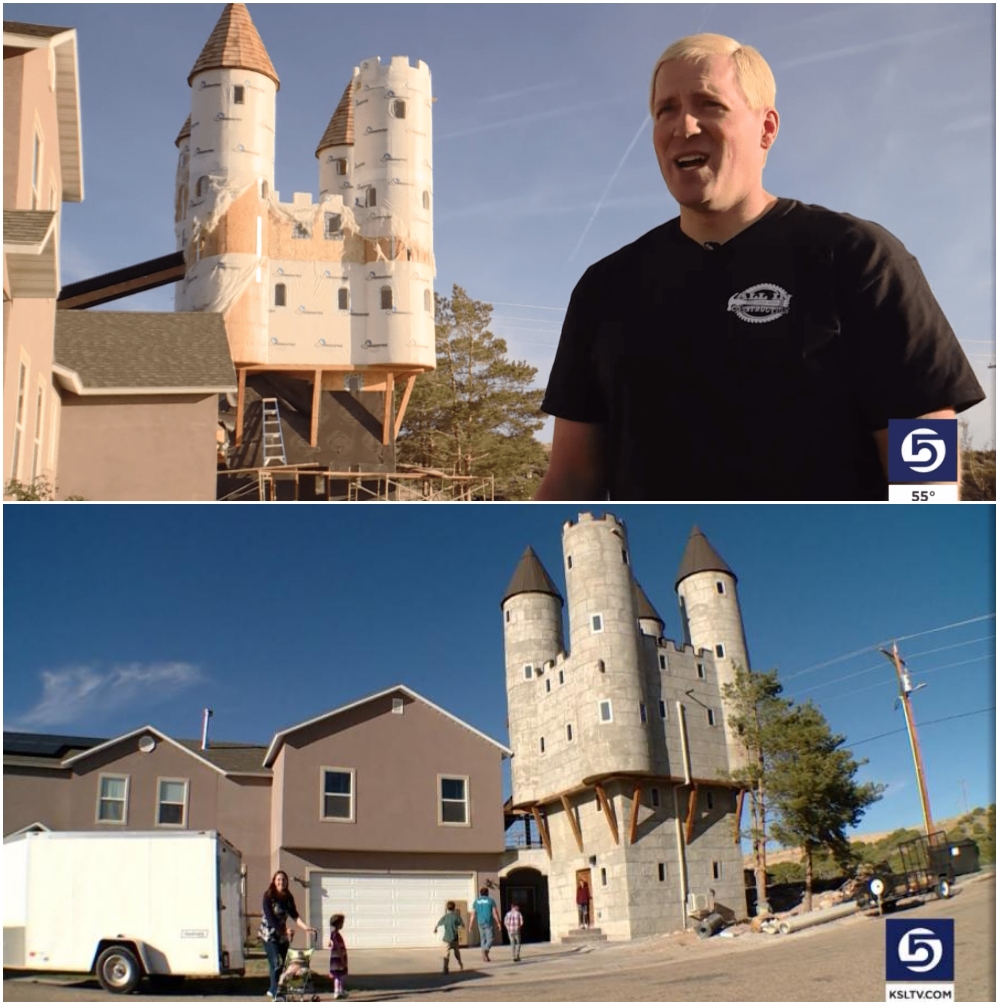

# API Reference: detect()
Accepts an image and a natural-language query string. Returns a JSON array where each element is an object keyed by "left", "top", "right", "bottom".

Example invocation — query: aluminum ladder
[{"left": 261, "top": 398, "right": 287, "bottom": 466}]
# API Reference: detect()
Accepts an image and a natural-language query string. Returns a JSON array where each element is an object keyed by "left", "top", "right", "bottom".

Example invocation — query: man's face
[{"left": 652, "top": 54, "right": 774, "bottom": 213}]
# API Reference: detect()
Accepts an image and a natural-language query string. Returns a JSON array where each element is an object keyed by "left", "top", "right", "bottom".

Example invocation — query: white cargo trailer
[{"left": 3, "top": 830, "right": 245, "bottom": 993}]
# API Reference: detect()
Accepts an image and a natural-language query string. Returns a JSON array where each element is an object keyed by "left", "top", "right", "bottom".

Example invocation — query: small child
[
  {"left": 503, "top": 902, "right": 524, "bottom": 962},
  {"left": 434, "top": 900, "right": 464, "bottom": 974},
  {"left": 328, "top": 913, "right": 348, "bottom": 999}
]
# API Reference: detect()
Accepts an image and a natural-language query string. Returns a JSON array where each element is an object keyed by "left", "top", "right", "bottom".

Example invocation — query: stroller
[{"left": 275, "top": 931, "right": 321, "bottom": 1002}]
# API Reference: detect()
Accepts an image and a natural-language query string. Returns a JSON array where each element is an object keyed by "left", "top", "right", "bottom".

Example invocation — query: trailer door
[{"left": 217, "top": 841, "right": 245, "bottom": 972}]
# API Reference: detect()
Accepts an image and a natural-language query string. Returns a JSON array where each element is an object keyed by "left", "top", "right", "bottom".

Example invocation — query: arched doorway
[{"left": 500, "top": 867, "right": 550, "bottom": 943}]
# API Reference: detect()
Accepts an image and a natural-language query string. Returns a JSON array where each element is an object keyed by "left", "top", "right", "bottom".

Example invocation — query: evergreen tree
[{"left": 395, "top": 285, "right": 549, "bottom": 499}]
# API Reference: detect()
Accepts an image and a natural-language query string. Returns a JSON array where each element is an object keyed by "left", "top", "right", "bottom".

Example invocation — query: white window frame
[
  {"left": 96, "top": 774, "right": 129, "bottom": 824},
  {"left": 31, "top": 126, "right": 43, "bottom": 209},
  {"left": 697, "top": 662, "right": 706, "bottom": 680},
  {"left": 155, "top": 777, "right": 189, "bottom": 828},
  {"left": 11, "top": 356, "right": 29, "bottom": 480},
  {"left": 233, "top": 84, "right": 245, "bottom": 104},
  {"left": 707, "top": 708, "right": 717, "bottom": 727},
  {"left": 438, "top": 774, "right": 470, "bottom": 827},
  {"left": 598, "top": 699, "right": 613, "bottom": 723},
  {"left": 30, "top": 379, "right": 45, "bottom": 482},
  {"left": 47, "top": 397, "right": 59, "bottom": 468},
  {"left": 590, "top": 613, "right": 604, "bottom": 634},
  {"left": 715, "top": 643, "right": 726, "bottom": 659},
  {"left": 522, "top": 664, "right": 533, "bottom": 681},
  {"left": 321, "top": 767, "right": 355, "bottom": 822}
]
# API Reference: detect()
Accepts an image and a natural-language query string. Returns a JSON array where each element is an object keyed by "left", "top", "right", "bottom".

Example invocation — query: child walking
[
  {"left": 328, "top": 913, "right": 348, "bottom": 1000},
  {"left": 434, "top": 901, "right": 464, "bottom": 974},
  {"left": 503, "top": 902, "right": 524, "bottom": 962}
]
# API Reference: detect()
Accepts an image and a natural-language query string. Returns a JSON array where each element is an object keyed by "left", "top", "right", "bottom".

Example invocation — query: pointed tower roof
[
  {"left": 675, "top": 525, "right": 736, "bottom": 588},
  {"left": 632, "top": 579, "right": 663, "bottom": 624},
  {"left": 187, "top": 4, "right": 280, "bottom": 89},
  {"left": 501, "top": 547, "right": 563, "bottom": 607},
  {"left": 175, "top": 114, "right": 191, "bottom": 148},
  {"left": 315, "top": 78, "right": 355, "bottom": 157}
]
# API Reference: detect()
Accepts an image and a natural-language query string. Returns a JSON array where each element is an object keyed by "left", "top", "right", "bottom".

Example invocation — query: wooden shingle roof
[
  {"left": 54, "top": 312, "right": 236, "bottom": 394},
  {"left": 175, "top": 114, "right": 192, "bottom": 148},
  {"left": 187, "top": 3, "right": 279, "bottom": 89},
  {"left": 3, "top": 210, "right": 57, "bottom": 248},
  {"left": 315, "top": 78, "right": 355, "bottom": 156}
]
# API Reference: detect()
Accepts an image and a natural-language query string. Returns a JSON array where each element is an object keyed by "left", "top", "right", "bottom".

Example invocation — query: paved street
[{"left": 4, "top": 871, "right": 994, "bottom": 1002}]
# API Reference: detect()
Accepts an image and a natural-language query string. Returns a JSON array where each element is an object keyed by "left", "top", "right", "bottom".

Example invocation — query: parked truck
[{"left": 3, "top": 830, "right": 245, "bottom": 994}]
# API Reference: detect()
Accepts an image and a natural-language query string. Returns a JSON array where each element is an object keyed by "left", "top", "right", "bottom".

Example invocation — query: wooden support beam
[
  {"left": 530, "top": 805, "right": 552, "bottom": 859},
  {"left": 393, "top": 373, "right": 417, "bottom": 440},
  {"left": 594, "top": 784, "right": 620, "bottom": 846},
  {"left": 733, "top": 789, "right": 745, "bottom": 845},
  {"left": 235, "top": 368, "right": 247, "bottom": 446},
  {"left": 310, "top": 368, "right": 322, "bottom": 447},
  {"left": 381, "top": 371, "right": 395, "bottom": 445},
  {"left": 560, "top": 795, "right": 584, "bottom": 854},
  {"left": 685, "top": 783, "right": 699, "bottom": 844},
  {"left": 628, "top": 784, "right": 643, "bottom": 846}
]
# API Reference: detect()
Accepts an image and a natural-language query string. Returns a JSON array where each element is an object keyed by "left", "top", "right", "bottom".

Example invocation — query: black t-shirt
[{"left": 542, "top": 199, "right": 985, "bottom": 501}]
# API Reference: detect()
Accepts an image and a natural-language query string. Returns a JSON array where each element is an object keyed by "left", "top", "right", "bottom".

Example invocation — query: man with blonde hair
[{"left": 537, "top": 33, "right": 983, "bottom": 501}]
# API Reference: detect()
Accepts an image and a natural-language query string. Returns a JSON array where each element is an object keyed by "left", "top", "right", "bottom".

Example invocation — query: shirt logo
[{"left": 727, "top": 283, "right": 792, "bottom": 324}]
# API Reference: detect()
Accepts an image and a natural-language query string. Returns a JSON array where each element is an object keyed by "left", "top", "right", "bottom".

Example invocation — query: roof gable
[
  {"left": 61, "top": 726, "right": 229, "bottom": 776},
  {"left": 264, "top": 685, "right": 512, "bottom": 767}
]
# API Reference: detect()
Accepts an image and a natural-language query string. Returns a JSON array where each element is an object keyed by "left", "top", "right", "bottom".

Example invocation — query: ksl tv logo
[
  {"left": 885, "top": 919, "right": 954, "bottom": 982},
  {"left": 887, "top": 419, "right": 958, "bottom": 483}
]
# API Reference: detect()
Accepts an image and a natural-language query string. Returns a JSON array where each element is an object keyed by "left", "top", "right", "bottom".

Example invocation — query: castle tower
[
  {"left": 562, "top": 513, "right": 651, "bottom": 777},
  {"left": 633, "top": 580, "right": 664, "bottom": 639},
  {"left": 501, "top": 547, "right": 564, "bottom": 804},
  {"left": 316, "top": 78, "right": 356, "bottom": 204},
  {"left": 675, "top": 525, "right": 751, "bottom": 768}
]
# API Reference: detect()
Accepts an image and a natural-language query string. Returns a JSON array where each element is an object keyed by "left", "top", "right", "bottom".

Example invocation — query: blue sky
[
  {"left": 7, "top": 3, "right": 996, "bottom": 447},
  {"left": 3, "top": 504, "right": 995, "bottom": 839}
]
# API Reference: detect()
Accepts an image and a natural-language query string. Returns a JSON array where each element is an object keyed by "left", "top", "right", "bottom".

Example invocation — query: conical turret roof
[
  {"left": 188, "top": 4, "right": 280, "bottom": 89},
  {"left": 315, "top": 78, "right": 355, "bottom": 157},
  {"left": 175, "top": 114, "right": 191, "bottom": 148},
  {"left": 501, "top": 547, "right": 563, "bottom": 607},
  {"left": 674, "top": 525, "right": 736, "bottom": 588},
  {"left": 632, "top": 579, "right": 663, "bottom": 625}
]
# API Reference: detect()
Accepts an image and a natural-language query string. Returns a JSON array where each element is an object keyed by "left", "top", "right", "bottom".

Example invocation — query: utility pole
[{"left": 880, "top": 642, "right": 934, "bottom": 836}]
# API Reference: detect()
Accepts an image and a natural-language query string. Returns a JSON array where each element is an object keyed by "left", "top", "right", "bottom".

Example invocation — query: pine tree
[{"left": 395, "top": 285, "right": 549, "bottom": 500}]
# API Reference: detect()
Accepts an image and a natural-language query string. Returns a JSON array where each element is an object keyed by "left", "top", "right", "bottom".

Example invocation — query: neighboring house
[
  {"left": 4, "top": 685, "right": 511, "bottom": 949},
  {"left": 2, "top": 20, "right": 83, "bottom": 491},
  {"left": 501, "top": 518, "right": 751, "bottom": 940}
]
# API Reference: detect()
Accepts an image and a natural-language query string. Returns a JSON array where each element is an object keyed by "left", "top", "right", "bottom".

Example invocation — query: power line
[
  {"left": 848, "top": 706, "right": 995, "bottom": 748},
  {"left": 800, "top": 655, "right": 992, "bottom": 703}
]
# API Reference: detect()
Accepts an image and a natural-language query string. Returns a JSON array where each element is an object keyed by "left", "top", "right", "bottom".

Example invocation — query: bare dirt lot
[{"left": 4, "top": 870, "right": 994, "bottom": 1002}]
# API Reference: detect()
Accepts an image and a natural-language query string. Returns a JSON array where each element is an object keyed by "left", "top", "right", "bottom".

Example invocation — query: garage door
[{"left": 309, "top": 872, "right": 475, "bottom": 948}]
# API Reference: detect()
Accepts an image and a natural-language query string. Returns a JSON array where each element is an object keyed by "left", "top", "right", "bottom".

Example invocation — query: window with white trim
[
  {"left": 321, "top": 768, "right": 355, "bottom": 821},
  {"left": 156, "top": 778, "right": 188, "bottom": 827},
  {"left": 390, "top": 98, "right": 406, "bottom": 118},
  {"left": 233, "top": 85, "right": 245, "bottom": 104},
  {"left": 522, "top": 664, "right": 533, "bottom": 681},
  {"left": 697, "top": 662, "right": 706, "bottom": 680},
  {"left": 334, "top": 158, "right": 347, "bottom": 176},
  {"left": 31, "top": 129, "right": 42, "bottom": 209},
  {"left": 97, "top": 774, "right": 128, "bottom": 824},
  {"left": 11, "top": 359, "right": 28, "bottom": 480},
  {"left": 712, "top": 861, "right": 722, "bottom": 880},
  {"left": 439, "top": 776, "right": 469, "bottom": 825},
  {"left": 590, "top": 613, "right": 604, "bottom": 633},
  {"left": 30, "top": 381, "right": 44, "bottom": 481},
  {"left": 598, "top": 699, "right": 613, "bottom": 723},
  {"left": 715, "top": 644, "right": 726, "bottom": 658},
  {"left": 707, "top": 708, "right": 717, "bottom": 727},
  {"left": 47, "top": 397, "right": 59, "bottom": 467}
]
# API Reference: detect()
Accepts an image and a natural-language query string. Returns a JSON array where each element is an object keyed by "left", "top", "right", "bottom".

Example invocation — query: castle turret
[
  {"left": 675, "top": 525, "right": 751, "bottom": 768},
  {"left": 633, "top": 579, "right": 664, "bottom": 638},
  {"left": 563, "top": 514, "right": 652, "bottom": 776},
  {"left": 502, "top": 547, "right": 564, "bottom": 804},
  {"left": 317, "top": 77, "right": 356, "bottom": 202}
]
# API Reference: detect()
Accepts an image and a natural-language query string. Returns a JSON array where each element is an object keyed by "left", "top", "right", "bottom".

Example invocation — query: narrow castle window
[
  {"left": 522, "top": 665, "right": 533, "bottom": 681},
  {"left": 591, "top": 614, "right": 603, "bottom": 633},
  {"left": 274, "top": 283, "right": 286, "bottom": 307},
  {"left": 422, "top": 190, "right": 430, "bottom": 210},
  {"left": 712, "top": 861, "right": 722, "bottom": 880},
  {"left": 715, "top": 643, "right": 726, "bottom": 659},
  {"left": 334, "top": 158, "right": 348, "bottom": 176},
  {"left": 545, "top": 679, "right": 551, "bottom": 694},
  {"left": 539, "top": 737, "right": 545, "bottom": 754},
  {"left": 697, "top": 662, "right": 706, "bottom": 679},
  {"left": 651, "top": 787, "right": 661, "bottom": 808},
  {"left": 233, "top": 85, "right": 245, "bottom": 104},
  {"left": 261, "top": 180, "right": 269, "bottom": 198},
  {"left": 621, "top": 548, "right": 628, "bottom": 564},
  {"left": 601, "top": 868, "right": 607, "bottom": 887},
  {"left": 380, "top": 286, "right": 393, "bottom": 310},
  {"left": 505, "top": 610, "right": 510, "bottom": 624},
  {"left": 707, "top": 708, "right": 717, "bottom": 727},
  {"left": 567, "top": 555, "right": 573, "bottom": 569},
  {"left": 706, "top": 791, "right": 715, "bottom": 810},
  {"left": 566, "top": 724, "right": 573, "bottom": 742},
  {"left": 658, "top": 863, "right": 666, "bottom": 882},
  {"left": 716, "top": 580, "right": 726, "bottom": 595},
  {"left": 338, "top": 288, "right": 349, "bottom": 311},
  {"left": 659, "top": 654, "right": 667, "bottom": 670},
  {"left": 366, "top": 186, "right": 377, "bottom": 207},
  {"left": 391, "top": 98, "right": 406, "bottom": 118},
  {"left": 325, "top": 213, "right": 343, "bottom": 239},
  {"left": 658, "top": 699, "right": 667, "bottom": 720},
  {"left": 598, "top": 700, "right": 612, "bottom": 723},
  {"left": 424, "top": 289, "right": 432, "bottom": 312},
  {"left": 639, "top": 703, "right": 647, "bottom": 724},
  {"left": 558, "top": 670, "right": 564, "bottom": 685},
  {"left": 195, "top": 175, "right": 209, "bottom": 198}
]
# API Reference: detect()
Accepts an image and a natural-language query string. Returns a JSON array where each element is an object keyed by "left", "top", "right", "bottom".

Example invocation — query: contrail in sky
[
  {"left": 568, "top": 114, "right": 650, "bottom": 263},
  {"left": 481, "top": 79, "right": 574, "bottom": 104}
]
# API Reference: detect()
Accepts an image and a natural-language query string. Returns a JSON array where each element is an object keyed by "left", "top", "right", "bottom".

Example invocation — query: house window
[
  {"left": 366, "top": 186, "right": 377, "bottom": 207},
  {"left": 639, "top": 703, "right": 647, "bottom": 724},
  {"left": 233, "top": 85, "right": 245, "bottom": 104},
  {"left": 322, "top": 769, "right": 354, "bottom": 821},
  {"left": 566, "top": 724, "right": 573, "bottom": 742},
  {"left": 424, "top": 289, "right": 432, "bottom": 312},
  {"left": 707, "top": 708, "right": 717, "bottom": 727},
  {"left": 658, "top": 862, "right": 666, "bottom": 882},
  {"left": 439, "top": 776, "right": 469, "bottom": 825},
  {"left": 30, "top": 382, "right": 44, "bottom": 481},
  {"left": 697, "top": 662, "right": 706, "bottom": 680},
  {"left": 651, "top": 787, "right": 660, "bottom": 808},
  {"left": 274, "top": 283, "right": 286, "bottom": 307},
  {"left": 390, "top": 98, "right": 406, "bottom": 118},
  {"left": 325, "top": 213, "right": 343, "bottom": 239},
  {"left": 31, "top": 130, "right": 42, "bottom": 208},
  {"left": 601, "top": 867, "right": 607, "bottom": 886},
  {"left": 558, "top": 670, "right": 564, "bottom": 685},
  {"left": 716, "top": 580, "right": 726, "bottom": 595},
  {"left": 334, "top": 158, "right": 348, "bottom": 176},
  {"left": 706, "top": 791, "right": 715, "bottom": 810},
  {"left": 293, "top": 221, "right": 311, "bottom": 239},
  {"left": 591, "top": 614, "right": 604, "bottom": 633},
  {"left": 659, "top": 654, "right": 667, "bottom": 670},
  {"left": 715, "top": 644, "right": 726, "bottom": 659},
  {"left": 539, "top": 737, "right": 545, "bottom": 754},
  {"left": 392, "top": 697, "right": 404, "bottom": 714},
  {"left": 47, "top": 397, "right": 59, "bottom": 467},
  {"left": 156, "top": 779, "right": 188, "bottom": 827},
  {"left": 338, "top": 287, "right": 349, "bottom": 310},
  {"left": 712, "top": 861, "right": 722, "bottom": 880},
  {"left": 97, "top": 775, "right": 128, "bottom": 824},
  {"left": 380, "top": 286, "right": 393, "bottom": 310},
  {"left": 598, "top": 700, "right": 613, "bottom": 723},
  {"left": 422, "top": 190, "right": 430, "bottom": 210},
  {"left": 10, "top": 360, "right": 28, "bottom": 479},
  {"left": 523, "top": 664, "right": 533, "bottom": 680}
]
